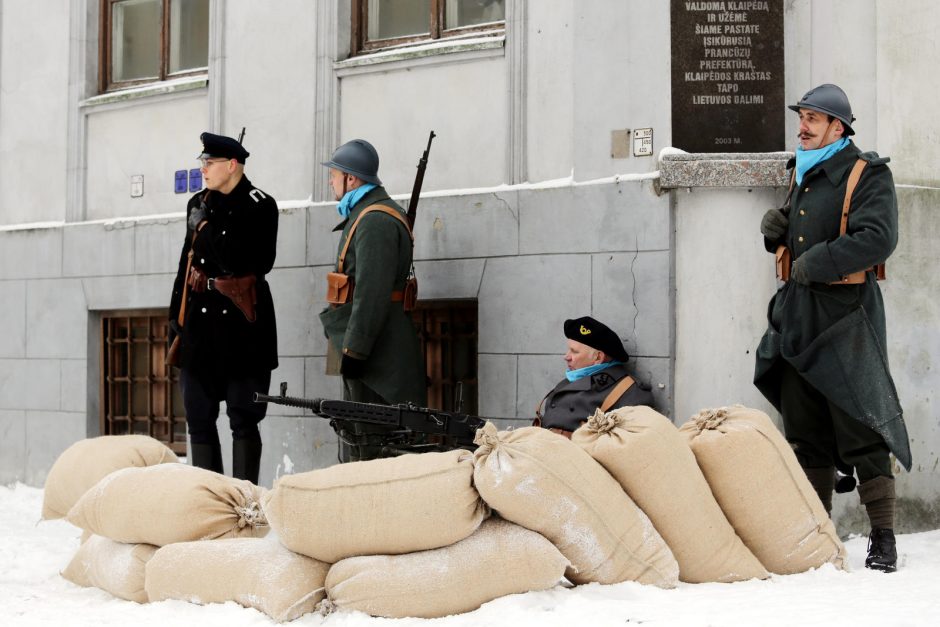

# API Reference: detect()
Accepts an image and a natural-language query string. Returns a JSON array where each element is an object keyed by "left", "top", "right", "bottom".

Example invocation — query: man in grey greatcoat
[
  {"left": 536, "top": 316, "right": 654, "bottom": 437},
  {"left": 754, "top": 84, "right": 911, "bottom": 572},
  {"left": 318, "top": 139, "right": 426, "bottom": 462}
]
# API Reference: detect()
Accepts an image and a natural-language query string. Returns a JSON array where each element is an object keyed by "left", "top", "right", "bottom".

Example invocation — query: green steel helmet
[
  {"left": 789, "top": 84, "right": 855, "bottom": 136},
  {"left": 321, "top": 139, "right": 382, "bottom": 185}
]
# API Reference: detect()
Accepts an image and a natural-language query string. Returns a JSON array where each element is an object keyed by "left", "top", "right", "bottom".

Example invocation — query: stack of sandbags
[
  {"left": 264, "top": 449, "right": 487, "bottom": 563},
  {"left": 61, "top": 534, "right": 157, "bottom": 603},
  {"left": 678, "top": 405, "right": 847, "bottom": 574},
  {"left": 146, "top": 538, "right": 330, "bottom": 622},
  {"left": 43, "top": 435, "right": 178, "bottom": 520},
  {"left": 321, "top": 517, "right": 567, "bottom": 619},
  {"left": 67, "top": 463, "right": 269, "bottom": 545},
  {"left": 473, "top": 423, "right": 678, "bottom": 587},
  {"left": 574, "top": 407, "right": 768, "bottom": 583}
]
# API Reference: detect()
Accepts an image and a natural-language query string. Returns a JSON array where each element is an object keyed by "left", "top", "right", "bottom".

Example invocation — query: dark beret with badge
[
  {"left": 198, "top": 131, "right": 250, "bottom": 163},
  {"left": 563, "top": 316, "right": 629, "bottom": 362}
]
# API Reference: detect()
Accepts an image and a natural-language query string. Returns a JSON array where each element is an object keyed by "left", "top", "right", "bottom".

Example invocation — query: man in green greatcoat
[
  {"left": 319, "top": 139, "right": 426, "bottom": 462},
  {"left": 755, "top": 84, "right": 910, "bottom": 573}
]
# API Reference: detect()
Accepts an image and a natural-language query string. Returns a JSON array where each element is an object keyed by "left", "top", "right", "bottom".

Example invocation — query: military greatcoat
[
  {"left": 540, "top": 363, "right": 654, "bottom": 432},
  {"left": 168, "top": 175, "right": 279, "bottom": 377},
  {"left": 318, "top": 186, "right": 426, "bottom": 405},
  {"left": 754, "top": 141, "right": 911, "bottom": 470}
]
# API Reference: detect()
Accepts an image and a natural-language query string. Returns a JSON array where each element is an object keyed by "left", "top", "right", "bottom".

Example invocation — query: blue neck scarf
[
  {"left": 795, "top": 137, "right": 849, "bottom": 185},
  {"left": 565, "top": 360, "right": 623, "bottom": 383},
  {"left": 337, "top": 183, "right": 377, "bottom": 218}
]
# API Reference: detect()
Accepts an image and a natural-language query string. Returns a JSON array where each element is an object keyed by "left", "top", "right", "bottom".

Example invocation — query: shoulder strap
[
  {"left": 839, "top": 159, "right": 868, "bottom": 236},
  {"left": 600, "top": 376, "right": 635, "bottom": 413},
  {"left": 338, "top": 204, "right": 414, "bottom": 273}
]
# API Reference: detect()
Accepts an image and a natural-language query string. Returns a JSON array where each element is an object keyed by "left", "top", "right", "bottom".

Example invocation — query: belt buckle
[{"left": 207, "top": 277, "right": 215, "bottom": 291}]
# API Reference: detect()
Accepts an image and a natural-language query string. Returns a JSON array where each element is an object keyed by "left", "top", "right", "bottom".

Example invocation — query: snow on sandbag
[
  {"left": 43, "top": 435, "right": 178, "bottom": 520},
  {"left": 61, "top": 534, "right": 157, "bottom": 603},
  {"left": 67, "top": 464, "right": 268, "bottom": 545},
  {"left": 321, "top": 517, "right": 567, "bottom": 619},
  {"left": 473, "top": 423, "right": 678, "bottom": 587},
  {"left": 145, "top": 537, "right": 329, "bottom": 622},
  {"left": 264, "top": 449, "right": 487, "bottom": 563},
  {"left": 678, "top": 405, "right": 847, "bottom": 574},
  {"left": 573, "top": 407, "right": 768, "bottom": 583}
]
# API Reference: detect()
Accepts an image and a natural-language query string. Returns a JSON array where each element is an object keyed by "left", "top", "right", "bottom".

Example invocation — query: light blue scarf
[
  {"left": 795, "top": 137, "right": 849, "bottom": 185},
  {"left": 565, "top": 360, "right": 623, "bottom": 383},
  {"left": 337, "top": 183, "right": 377, "bottom": 218}
]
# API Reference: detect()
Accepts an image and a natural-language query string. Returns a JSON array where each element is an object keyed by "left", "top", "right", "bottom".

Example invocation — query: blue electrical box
[
  {"left": 189, "top": 169, "right": 203, "bottom": 192},
  {"left": 174, "top": 170, "right": 187, "bottom": 193}
]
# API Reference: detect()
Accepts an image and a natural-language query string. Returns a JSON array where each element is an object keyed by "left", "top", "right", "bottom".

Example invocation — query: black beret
[
  {"left": 563, "top": 316, "right": 629, "bottom": 363},
  {"left": 198, "top": 132, "right": 249, "bottom": 163}
]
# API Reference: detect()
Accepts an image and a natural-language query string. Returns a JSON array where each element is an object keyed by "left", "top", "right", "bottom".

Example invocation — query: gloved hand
[
  {"left": 188, "top": 204, "right": 207, "bottom": 231},
  {"left": 790, "top": 257, "right": 811, "bottom": 285},
  {"left": 340, "top": 353, "right": 366, "bottom": 380},
  {"left": 760, "top": 208, "right": 789, "bottom": 241}
]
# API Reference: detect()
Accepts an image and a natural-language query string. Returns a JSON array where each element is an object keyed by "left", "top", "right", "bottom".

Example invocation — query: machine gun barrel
[{"left": 253, "top": 383, "right": 488, "bottom": 451}]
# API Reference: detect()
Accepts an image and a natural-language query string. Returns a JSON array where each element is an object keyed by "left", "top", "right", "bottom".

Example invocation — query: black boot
[
  {"left": 233, "top": 436, "right": 262, "bottom": 484},
  {"left": 190, "top": 441, "right": 223, "bottom": 474},
  {"left": 865, "top": 528, "right": 897, "bottom": 573}
]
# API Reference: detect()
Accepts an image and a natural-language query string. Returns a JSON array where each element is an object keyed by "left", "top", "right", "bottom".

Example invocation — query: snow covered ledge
[{"left": 658, "top": 149, "right": 793, "bottom": 190}]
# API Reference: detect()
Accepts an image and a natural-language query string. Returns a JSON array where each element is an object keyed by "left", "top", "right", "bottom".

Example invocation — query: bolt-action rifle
[{"left": 254, "top": 382, "right": 487, "bottom": 456}]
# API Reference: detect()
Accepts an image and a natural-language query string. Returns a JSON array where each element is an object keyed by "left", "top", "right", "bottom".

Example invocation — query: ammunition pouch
[{"left": 326, "top": 271, "right": 352, "bottom": 306}]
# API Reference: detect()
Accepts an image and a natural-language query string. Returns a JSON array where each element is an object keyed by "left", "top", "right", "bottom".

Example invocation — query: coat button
[
  {"left": 804, "top": 187, "right": 810, "bottom": 192},
  {"left": 799, "top": 209, "right": 806, "bottom": 216},
  {"left": 200, "top": 258, "right": 205, "bottom": 263},
  {"left": 798, "top": 236, "right": 804, "bottom": 242},
  {"left": 201, "top": 307, "right": 207, "bottom": 313},
  {"left": 222, "top": 309, "right": 227, "bottom": 314}
]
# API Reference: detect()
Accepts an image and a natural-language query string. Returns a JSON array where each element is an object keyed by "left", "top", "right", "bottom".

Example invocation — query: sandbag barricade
[
  {"left": 321, "top": 517, "right": 567, "bottom": 619},
  {"left": 472, "top": 423, "right": 679, "bottom": 587},
  {"left": 67, "top": 463, "right": 268, "bottom": 545},
  {"left": 43, "top": 435, "right": 178, "bottom": 520},
  {"left": 264, "top": 449, "right": 487, "bottom": 563},
  {"left": 678, "top": 405, "right": 848, "bottom": 574},
  {"left": 146, "top": 538, "right": 329, "bottom": 622},
  {"left": 573, "top": 407, "right": 768, "bottom": 583},
  {"left": 61, "top": 534, "right": 157, "bottom": 603}
]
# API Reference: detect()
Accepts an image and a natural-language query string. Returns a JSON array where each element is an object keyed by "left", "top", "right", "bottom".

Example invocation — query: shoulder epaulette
[{"left": 859, "top": 151, "right": 890, "bottom": 166}]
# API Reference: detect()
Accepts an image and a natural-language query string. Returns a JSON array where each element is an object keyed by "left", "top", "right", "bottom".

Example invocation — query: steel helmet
[
  {"left": 789, "top": 84, "right": 855, "bottom": 136},
  {"left": 321, "top": 139, "right": 382, "bottom": 185}
]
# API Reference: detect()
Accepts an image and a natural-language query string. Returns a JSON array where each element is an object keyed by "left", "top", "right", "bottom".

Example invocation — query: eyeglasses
[{"left": 199, "top": 158, "right": 229, "bottom": 168}]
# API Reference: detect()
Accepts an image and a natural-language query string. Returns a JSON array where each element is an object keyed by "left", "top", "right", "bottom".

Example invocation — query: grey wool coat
[
  {"left": 753, "top": 142, "right": 911, "bottom": 470},
  {"left": 319, "top": 186, "right": 426, "bottom": 406}
]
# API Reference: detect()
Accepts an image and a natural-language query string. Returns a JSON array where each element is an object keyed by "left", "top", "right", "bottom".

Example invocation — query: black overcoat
[{"left": 168, "top": 175, "right": 279, "bottom": 378}]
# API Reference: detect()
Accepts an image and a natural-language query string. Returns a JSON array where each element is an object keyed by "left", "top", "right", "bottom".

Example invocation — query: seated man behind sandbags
[{"left": 535, "top": 316, "right": 654, "bottom": 438}]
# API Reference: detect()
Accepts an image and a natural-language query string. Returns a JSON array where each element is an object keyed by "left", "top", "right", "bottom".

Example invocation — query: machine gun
[{"left": 254, "top": 382, "right": 488, "bottom": 458}]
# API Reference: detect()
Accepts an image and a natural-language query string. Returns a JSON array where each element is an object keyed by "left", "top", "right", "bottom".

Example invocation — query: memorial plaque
[{"left": 671, "top": 0, "right": 784, "bottom": 152}]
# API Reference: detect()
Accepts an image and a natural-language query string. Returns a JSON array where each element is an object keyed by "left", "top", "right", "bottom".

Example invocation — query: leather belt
[{"left": 330, "top": 289, "right": 405, "bottom": 308}]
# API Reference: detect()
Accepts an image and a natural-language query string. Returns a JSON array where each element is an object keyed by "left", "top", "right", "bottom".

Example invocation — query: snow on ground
[{"left": 2, "top": 483, "right": 939, "bottom": 627}]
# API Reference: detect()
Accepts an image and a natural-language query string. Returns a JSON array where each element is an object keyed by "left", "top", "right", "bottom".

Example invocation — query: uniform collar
[
  {"left": 332, "top": 185, "right": 389, "bottom": 232},
  {"left": 553, "top": 362, "right": 631, "bottom": 392},
  {"left": 787, "top": 141, "right": 860, "bottom": 187}
]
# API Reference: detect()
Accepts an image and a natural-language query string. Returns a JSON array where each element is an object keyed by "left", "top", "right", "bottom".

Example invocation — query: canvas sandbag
[
  {"left": 322, "top": 517, "right": 567, "bottom": 619},
  {"left": 43, "top": 435, "right": 178, "bottom": 520},
  {"left": 678, "top": 405, "right": 847, "bottom": 574},
  {"left": 573, "top": 407, "right": 768, "bottom": 583},
  {"left": 264, "top": 449, "right": 487, "bottom": 563},
  {"left": 61, "top": 534, "right": 157, "bottom": 603},
  {"left": 472, "top": 423, "right": 678, "bottom": 587},
  {"left": 67, "top": 463, "right": 268, "bottom": 545},
  {"left": 145, "top": 538, "right": 329, "bottom": 622}
]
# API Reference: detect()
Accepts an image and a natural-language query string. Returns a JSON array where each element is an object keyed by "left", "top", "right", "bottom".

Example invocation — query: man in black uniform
[
  {"left": 536, "top": 316, "right": 654, "bottom": 437},
  {"left": 168, "top": 132, "right": 279, "bottom": 484},
  {"left": 755, "top": 84, "right": 910, "bottom": 572}
]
